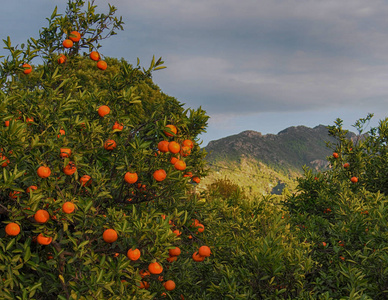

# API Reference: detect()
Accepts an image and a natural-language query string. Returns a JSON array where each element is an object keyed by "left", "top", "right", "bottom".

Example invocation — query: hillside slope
[{"left": 200, "top": 125, "right": 355, "bottom": 196}]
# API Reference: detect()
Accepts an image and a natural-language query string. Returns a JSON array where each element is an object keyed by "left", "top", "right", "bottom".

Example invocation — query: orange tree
[
  {"left": 0, "top": 1, "right": 209, "bottom": 299},
  {"left": 284, "top": 115, "right": 388, "bottom": 299}
]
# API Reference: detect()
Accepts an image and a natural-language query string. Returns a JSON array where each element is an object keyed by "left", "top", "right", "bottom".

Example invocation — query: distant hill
[{"left": 200, "top": 125, "right": 355, "bottom": 196}]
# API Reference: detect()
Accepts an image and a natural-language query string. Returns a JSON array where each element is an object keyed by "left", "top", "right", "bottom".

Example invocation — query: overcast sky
[{"left": 1, "top": 0, "right": 388, "bottom": 146}]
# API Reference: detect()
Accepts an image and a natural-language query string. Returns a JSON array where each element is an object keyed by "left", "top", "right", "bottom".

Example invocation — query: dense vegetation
[{"left": 1, "top": 1, "right": 388, "bottom": 299}]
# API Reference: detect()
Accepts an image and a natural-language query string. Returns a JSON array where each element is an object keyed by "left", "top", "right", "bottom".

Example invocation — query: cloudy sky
[{"left": 2, "top": 0, "right": 388, "bottom": 146}]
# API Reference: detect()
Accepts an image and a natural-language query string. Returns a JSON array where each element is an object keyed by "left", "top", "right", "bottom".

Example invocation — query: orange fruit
[
  {"left": 351, "top": 176, "right": 358, "bottom": 183},
  {"left": 1, "top": 155, "right": 10, "bottom": 167},
  {"left": 192, "top": 176, "right": 200, "bottom": 184},
  {"left": 37, "top": 233, "right": 53, "bottom": 245},
  {"left": 22, "top": 63, "right": 32, "bottom": 74},
  {"left": 98, "top": 105, "right": 110, "bottom": 117},
  {"left": 4, "top": 120, "right": 10, "bottom": 127},
  {"left": 90, "top": 51, "right": 100, "bottom": 61},
  {"left": 322, "top": 242, "right": 327, "bottom": 247},
  {"left": 163, "top": 280, "right": 176, "bottom": 291},
  {"left": 37, "top": 166, "right": 51, "bottom": 178},
  {"left": 148, "top": 262, "right": 163, "bottom": 274},
  {"left": 112, "top": 121, "right": 123, "bottom": 131},
  {"left": 153, "top": 169, "right": 167, "bottom": 182},
  {"left": 26, "top": 185, "right": 38, "bottom": 193},
  {"left": 183, "top": 139, "right": 194, "bottom": 149},
  {"left": 104, "top": 139, "right": 117, "bottom": 150},
  {"left": 5, "top": 222, "right": 20, "bottom": 236},
  {"left": 139, "top": 281, "right": 150, "bottom": 289},
  {"left": 62, "top": 39, "right": 73, "bottom": 48},
  {"left": 170, "top": 157, "right": 178, "bottom": 165},
  {"left": 180, "top": 146, "right": 191, "bottom": 157},
  {"left": 166, "top": 255, "right": 177, "bottom": 263},
  {"left": 343, "top": 163, "right": 350, "bottom": 168},
  {"left": 9, "top": 191, "right": 20, "bottom": 199},
  {"left": 97, "top": 60, "right": 107, "bottom": 70},
  {"left": 69, "top": 31, "right": 81, "bottom": 42},
  {"left": 198, "top": 246, "right": 211, "bottom": 257},
  {"left": 174, "top": 160, "right": 186, "bottom": 171},
  {"left": 158, "top": 141, "right": 170, "bottom": 153},
  {"left": 139, "top": 269, "right": 150, "bottom": 278},
  {"left": 58, "top": 129, "right": 65, "bottom": 138},
  {"left": 79, "top": 175, "right": 92, "bottom": 186},
  {"left": 34, "top": 210, "right": 50, "bottom": 223},
  {"left": 124, "top": 172, "right": 138, "bottom": 184},
  {"left": 127, "top": 248, "right": 141, "bottom": 261},
  {"left": 192, "top": 251, "right": 205, "bottom": 262},
  {"left": 173, "top": 229, "right": 181, "bottom": 236},
  {"left": 58, "top": 54, "right": 66, "bottom": 64},
  {"left": 183, "top": 172, "right": 193, "bottom": 178},
  {"left": 60, "top": 148, "right": 71, "bottom": 158},
  {"left": 196, "top": 223, "right": 205, "bottom": 233},
  {"left": 168, "top": 141, "right": 180, "bottom": 154},
  {"left": 168, "top": 247, "right": 181, "bottom": 257},
  {"left": 63, "top": 161, "right": 77, "bottom": 175},
  {"left": 164, "top": 124, "right": 177, "bottom": 137},
  {"left": 103, "top": 229, "right": 118, "bottom": 243},
  {"left": 62, "top": 202, "right": 75, "bottom": 214},
  {"left": 333, "top": 152, "right": 339, "bottom": 158}
]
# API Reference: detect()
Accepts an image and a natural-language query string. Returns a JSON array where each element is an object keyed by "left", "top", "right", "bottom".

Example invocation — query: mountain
[{"left": 200, "top": 125, "right": 354, "bottom": 196}]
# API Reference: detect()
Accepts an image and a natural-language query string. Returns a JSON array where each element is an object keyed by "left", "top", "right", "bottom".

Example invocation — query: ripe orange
[
  {"left": 90, "top": 51, "right": 100, "bottom": 61},
  {"left": 192, "top": 251, "right": 205, "bottom": 262},
  {"left": 34, "top": 210, "right": 50, "bottom": 223},
  {"left": 168, "top": 141, "right": 180, "bottom": 154},
  {"left": 4, "top": 120, "right": 10, "bottom": 127},
  {"left": 58, "top": 129, "right": 65, "bottom": 138},
  {"left": 1, "top": 155, "right": 10, "bottom": 167},
  {"left": 124, "top": 172, "right": 138, "bottom": 184},
  {"left": 139, "top": 269, "right": 150, "bottom": 278},
  {"left": 69, "top": 31, "right": 81, "bottom": 42},
  {"left": 62, "top": 39, "right": 74, "bottom": 48},
  {"left": 98, "top": 105, "right": 110, "bottom": 117},
  {"left": 158, "top": 141, "right": 170, "bottom": 153},
  {"left": 97, "top": 60, "right": 107, "bottom": 70},
  {"left": 183, "top": 172, "right": 193, "bottom": 178},
  {"left": 183, "top": 139, "right": 194, "bottom": 149},
  {"left": 192, "top": 176, "right": 200, "bottom": 184},
  {"left": 139, "top": 281, "right": 150, "bottom": 289},
  {"left": 166, "top": 255, "right": 177, "bottom": 263},
  {"left": 333, "top": 152, "right": 339, "bottom": 158},
  {"left": 26, "top": 185, "right": 38, "bottom": 193},
  {"left": 168, "top": 247, "right": 181, "bottom": 257},
  {"left": 322, "top": 242, "right": 327, "bottom": 247},
  {"left": 170, "top": 157, "right": 178, "bottom": 165},
  {"left": 127, "top": 248, "right": 141, "bottom": 261},
  {"left": 63, "top": 161, "right": 77, "bottom": 175},
  {"left": 103, "top": 229, "right": 118, "bottom": 243},
  {"left": 58, "top": 54, "right": 66, "bottom": 64},
  {"left": 153, "top": 169, "right": 167, "bottom": 182},
  {"left": 164, "top": 124, "right": 177, "bottom": 137},
  {"left": 5, "top": 222, "right": 20, "bottom": 236},
  {"left": 62, "top": 202, "right": 75, "bottom": 214},
  {"left": 9, "top": 191, "right": 20, "bottom": 199},
  {"left": 196, "top": 223, "right": 205, "bottom": 233},
  {"left": 22, "top": 63, "right": 32, "bottom": 74},
  {"left": 173, "top": 229, "right": 182, "bottom": 236},
  {"left": 343, "top": 163, "right": 350, "bottom": 168},
  {"left": 174, "top": 160, "right": 186, "bottom": 171},
  {"left": 79, "top": 175, "right": 92, "bottom": 186},
  {"left": 60, "top": 148, "right": 71, "bottom": 158},
  {"left": 163, "top": 280, "right": 176, "bottom": 291},
  {"left": 180, "top": 146, "right": 191, "bottom": 157},
  {"left": 112, "top": 121, "right": 123, "bottom": 131},
  {"left": 351, "top": 176, "right": 358, "bottom": 183},
  {"left": 37, "top": 233, "right": 53, "bottom": 245},
  {"left": 104, "top": 139, "right": 117, "bottom": 150},
  {"left": 37, "top": 166, "right": 51, "bottom": 178},
  {"left": 198, "top": 245, "right": 211, "bottom": 257},
  {"left": 148, "top": 262, "right": 163, "bottom": 274}
]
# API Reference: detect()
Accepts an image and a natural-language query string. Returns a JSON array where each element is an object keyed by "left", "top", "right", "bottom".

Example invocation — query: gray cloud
[{"left": 2, "top": 0, "right": 388, "bottom": 144}]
